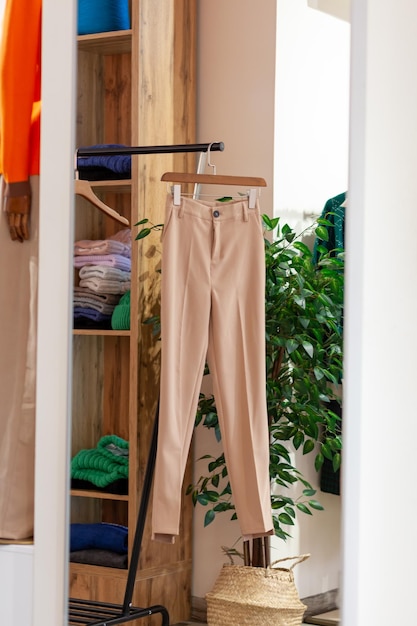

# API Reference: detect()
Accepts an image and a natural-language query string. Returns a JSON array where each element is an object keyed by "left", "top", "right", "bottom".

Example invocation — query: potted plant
[
  {"left": 187, "top": 213, "right": 344, "bottom": 565},
  {"left": 136, "top": 212, "right": 344, "bottom": 558}
]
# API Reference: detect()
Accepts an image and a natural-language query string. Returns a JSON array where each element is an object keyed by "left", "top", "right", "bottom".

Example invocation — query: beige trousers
[
  {"left": 152, "top": 194, "right": 273, "bottom": 543},
  {"left": 0, "top": 177, "right": 38, "bottom": 540}
]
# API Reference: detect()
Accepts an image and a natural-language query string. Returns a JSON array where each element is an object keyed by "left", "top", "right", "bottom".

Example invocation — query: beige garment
[
  {"left": 0, "top": 176, "right": 39, "bottom": 540},
  {"left": 152, "top": 194, "right": 274, "bottom": 543}
]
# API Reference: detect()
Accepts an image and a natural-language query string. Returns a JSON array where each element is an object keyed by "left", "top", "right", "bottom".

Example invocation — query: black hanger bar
[{"left": 76, "top": 141, "right": 225, "bottom": 157}]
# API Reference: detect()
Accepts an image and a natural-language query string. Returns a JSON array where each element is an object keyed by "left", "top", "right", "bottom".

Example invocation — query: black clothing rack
[
  {"left": 68, "top": 404, "right": 165, "bottom": 625},
  {"left": 69, "top": 142, "right": 224, "bottom": 626}
]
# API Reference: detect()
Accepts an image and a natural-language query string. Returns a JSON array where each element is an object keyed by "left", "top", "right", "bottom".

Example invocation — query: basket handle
[{"left": 270, "top": 554, "right": 310, "bottom": 571}]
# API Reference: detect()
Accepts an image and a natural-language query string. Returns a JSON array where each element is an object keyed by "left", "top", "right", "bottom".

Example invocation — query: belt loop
[{"left": 242, "top": 202, "right": 249, "bottom": 222}]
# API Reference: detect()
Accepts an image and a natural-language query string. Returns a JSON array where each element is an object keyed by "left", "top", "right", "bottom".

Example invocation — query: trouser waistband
[{"left": 174, "top": 195, "right": 254, "bottom": 222}]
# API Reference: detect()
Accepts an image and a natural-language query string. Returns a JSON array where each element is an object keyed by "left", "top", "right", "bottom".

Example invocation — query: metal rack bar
[
  {"left": 76, "top": 141, "right": 224, "bottom": 157},
  {"left": 122, "top": 402, "right": 159, "bottom": 613}
]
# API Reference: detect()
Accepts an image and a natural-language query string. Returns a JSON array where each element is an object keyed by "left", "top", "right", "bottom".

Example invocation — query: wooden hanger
[
  {"left": 161, "top": 172, "right": 267, "bottom": 208},
  {"left": 74, "top": 179, "right": 130, "bottom": 226},
  {"left": 161, "top": 172, "right": 267, "bottom": 187}
]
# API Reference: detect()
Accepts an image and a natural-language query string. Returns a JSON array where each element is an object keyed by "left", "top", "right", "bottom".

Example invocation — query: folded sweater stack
[
  {"left": 71, "top": 434, "right": 129, "bottom": 488},
  {"left": 70, "top": 522, "right": 129, "bottom": 569},
  {"left": 73, "top": 229, "right": 131, "bottom": 329}
]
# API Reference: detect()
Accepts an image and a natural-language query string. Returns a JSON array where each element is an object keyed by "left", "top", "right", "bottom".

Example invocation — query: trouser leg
[
  {"left": 207, "top": 199, "right": 273, "bottom": 540},
  {"left": 152, "top": 196, "right": 211, "bottom": 542}
]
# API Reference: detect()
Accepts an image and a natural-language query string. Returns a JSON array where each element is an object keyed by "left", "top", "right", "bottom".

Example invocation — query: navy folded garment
[
  {"left": 77, "top": 144, "right": 132, "bottom": 176},
  {"left": 70, "top": 522, "right": 128, "bottom": 554},
  {"left": 78, "top": 166, "right": 131, "bottom": 181},
  {"left": 73, "top": 317, "right": 113, "bottom": 330},
  {"left": 71, "top": 478, "right": 129, "bottom": 495},
  {"left": 70, "top": 549, "right": 128, "bottom": 569}
]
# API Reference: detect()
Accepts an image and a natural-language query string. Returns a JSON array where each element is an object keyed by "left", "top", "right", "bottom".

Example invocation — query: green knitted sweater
[{"left": 71, "top": 434, "right": 129, "bottom": 488}]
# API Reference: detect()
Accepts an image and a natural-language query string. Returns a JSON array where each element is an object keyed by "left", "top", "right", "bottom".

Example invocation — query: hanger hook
[{"left": 207, "top": 142, "right": 217, "bottom": 176}]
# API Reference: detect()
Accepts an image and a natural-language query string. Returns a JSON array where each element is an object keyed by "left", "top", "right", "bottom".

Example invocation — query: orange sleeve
[{"left": 0, "top": 0, "right": 42, "bottom": 187}]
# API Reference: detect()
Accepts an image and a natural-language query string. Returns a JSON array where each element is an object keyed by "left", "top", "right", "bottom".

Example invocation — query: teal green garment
[
  {"left": 313, "top": 196, "right": 345, "bottom": 493},
  {"left": 313, "top": 190, "right": 345, "bottom": 351},
  {"left": 71, "top": 435, "right": 129, "bottom": 488},
  {"left": 313, "top": 191, "right": 346, "bottom": 264}
]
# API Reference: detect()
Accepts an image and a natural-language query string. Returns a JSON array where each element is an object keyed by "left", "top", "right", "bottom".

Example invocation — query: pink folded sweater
[{"left": 74, "top": 254, "right": 131, "bottom": 272}]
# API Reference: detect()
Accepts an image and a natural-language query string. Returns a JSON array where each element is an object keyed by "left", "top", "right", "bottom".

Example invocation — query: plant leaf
[
  {"left": 286, "top": 339, "right": 299, "bottom": 354},
  {"left": 315, "top": 225, "right": 330, "bottom": 241},
  {"left": 278, "top": 512, "right": 295, "bottom": 526},
  {"left": 315, "top": 453, "right": 324, "bottom": 471},
  {"left": 302, "top": 341, "right": 314, "bottom": 358},
  {"left": 293, "top": 241, "right": 312, "bottom": 256},
  {"left": 204, "top": 510, "right": 216, "bottom": 527},
  {"left": 309, "top": 500, "right": 324, "bottom": 511},
  {"left": 135, "top": 227, "right": 151, "bottom": 240},
  {"left": 303, "top": 439, "right": 315, "bottom": 455},
  {"left": 296, "top": 503, "right": 312, "bottom": 515}
]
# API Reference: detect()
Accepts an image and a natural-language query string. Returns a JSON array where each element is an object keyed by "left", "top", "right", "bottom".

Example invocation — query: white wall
[
  {"left": 194, "top": 0, "right": 277, "bottom": 599},
  {"left": 275, "top": 0, "right": 350, "bottom": 222},
  {"left": 273, "top": 0, "right": 350, "bottom": 599},
  {"left": 196, "top": 0, "right": 276, "bottom": 217},
  {"left": 343, "top": 0, "right": 417, "bottom": 623}
]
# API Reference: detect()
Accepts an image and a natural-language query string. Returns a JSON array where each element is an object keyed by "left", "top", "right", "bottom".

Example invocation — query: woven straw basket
[{"left": 206, "top": 554, "right": 310, "bottom": 626}]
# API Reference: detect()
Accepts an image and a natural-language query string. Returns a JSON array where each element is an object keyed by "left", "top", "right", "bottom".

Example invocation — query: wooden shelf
[
  {"left": 72, "top": 329, "right": 131, "bottom": 337},
  {"left": 87, "top": 179, "right": 132, "bottom": 193},
  {"left": 70, "top": 562, "right": 128, "bottom": 574},
  {"left": 71, "top": 489, "right": 129, "bottom": 502},
  {"left": 77, "top": 30, "right": 132, "bottom": 54}
]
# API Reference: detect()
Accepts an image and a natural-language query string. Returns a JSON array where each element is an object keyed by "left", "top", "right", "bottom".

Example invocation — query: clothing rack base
[{"left": 68, "top": 598, "right": 169, "bottom": 626}]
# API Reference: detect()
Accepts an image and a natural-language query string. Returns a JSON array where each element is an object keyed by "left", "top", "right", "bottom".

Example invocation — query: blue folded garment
[
  {"left": 70, "top": 522, "right": 128, "bottom": 554},
  {"left": 77, "top": 144, "right": 132, "bottom": 175},
  {"left": 78, "top": 0, "right": 131, "bottom": 36}
]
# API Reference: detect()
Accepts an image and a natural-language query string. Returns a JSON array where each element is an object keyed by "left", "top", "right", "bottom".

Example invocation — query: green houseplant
[
  {"left": 136, "top": 212, "right": 344, "bottom": 565},
  {"left": 187, "top": 213, "right": 344, "bottom": 562}
]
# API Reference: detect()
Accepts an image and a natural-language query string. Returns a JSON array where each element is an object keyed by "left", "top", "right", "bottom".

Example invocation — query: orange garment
[{"left": 0, "top": 0, "right": 42, "bottom": 198}]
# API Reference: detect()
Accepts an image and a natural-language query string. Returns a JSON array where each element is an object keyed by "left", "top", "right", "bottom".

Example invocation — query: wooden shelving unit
[{"left": 69, "top": 2, "right": 196, "bottom": 623}]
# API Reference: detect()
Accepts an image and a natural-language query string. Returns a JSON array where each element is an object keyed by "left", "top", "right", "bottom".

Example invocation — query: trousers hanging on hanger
[{"left": 152, "top": 157, "right": 273, "bottom": 544}]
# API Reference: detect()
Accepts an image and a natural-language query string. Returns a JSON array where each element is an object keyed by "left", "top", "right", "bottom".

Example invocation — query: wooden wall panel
[
  {"left": 71, "top": 335, "right": 103, "bottom": 455},
  {"left": 103, "top": 53, "right": 132, "bottom": 144}
]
